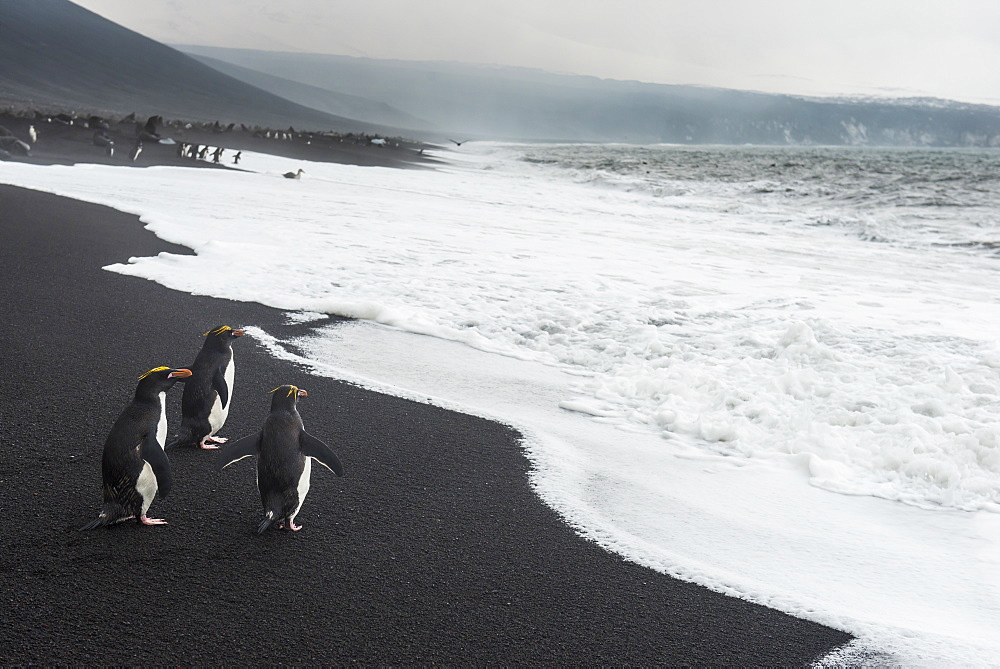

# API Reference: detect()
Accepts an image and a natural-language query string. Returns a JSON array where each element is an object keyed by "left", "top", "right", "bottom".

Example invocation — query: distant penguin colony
[
  {"left": 217, "top": 385, "right": 344, "bottom": 533},
  {"left": 80, "top": 366, "right": 192, "bottom": 530},
  {"left": 169, "top": 326, "right": 244, "bottom": 450},
  {"left": 80, "top": 327, "right": 346, "bottom": 534}
]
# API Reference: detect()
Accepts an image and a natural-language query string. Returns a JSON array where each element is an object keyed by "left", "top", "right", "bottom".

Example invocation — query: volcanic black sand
[
  {"left": 0, "top": 181, "right": 853, "bottom": 665},
  {"left": 0, "top": 110, "right": 435, "bottom": 169}
]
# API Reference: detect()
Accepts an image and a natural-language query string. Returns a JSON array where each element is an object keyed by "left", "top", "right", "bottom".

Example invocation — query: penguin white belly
[
  {"left": 135, "top": 461, "right": 158, "bottom": 516},
  {"left": 155, "top": 392, "right": 167, "bottom": 449},
  {"left": 289, "top": 457, "right": 312, "bottom": 524},
  {"left": 208, "top": 357, "right": 235, "bottom": 436}
]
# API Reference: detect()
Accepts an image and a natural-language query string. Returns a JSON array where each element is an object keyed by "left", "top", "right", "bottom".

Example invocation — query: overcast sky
[{"left": 72, "top": 0, "right": 1000, "bottom": 105}]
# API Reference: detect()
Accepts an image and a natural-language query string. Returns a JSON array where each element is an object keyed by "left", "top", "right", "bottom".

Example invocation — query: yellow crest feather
[
  {"left": 203, "top": 325, "right": 233, "bottom": 336},
  {"left": 138, "top": 366, "right": 170, "bottom": 380},
  {"left": 270, "top": 385, "right": 298, "bottom": 397}
]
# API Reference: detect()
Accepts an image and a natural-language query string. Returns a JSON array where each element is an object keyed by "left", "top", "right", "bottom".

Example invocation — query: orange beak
[{"left": 169, "top": 368, "right": 193, "bottom": 379}]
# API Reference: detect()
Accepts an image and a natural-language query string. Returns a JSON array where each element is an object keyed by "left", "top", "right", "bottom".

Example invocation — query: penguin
[
  {"left": 216, "top": 385, "right": 344, "bottom": 533},
  {"left": 130, "top": 139, "right": 143, "bottom": 162},
  {"left": 283, "top": 168, "right": 304, "bottom": 179},
  {"left": 28, "top": 124, "right": 37, "bottom": 143},
  {"left": 232, "top": 151, "right": 242, "bottom": 164},
  {"left": 92, "top": 131, "right": 112, "bottom": 148},
  {"left": 79, "top": 367, "right": 192, "bottom": 530},
  {"left": 169, "top": 326, "right": 244, "bottom": 450}
]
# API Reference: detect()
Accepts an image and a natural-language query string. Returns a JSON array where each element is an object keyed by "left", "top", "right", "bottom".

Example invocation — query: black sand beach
[
  {"left": 0, "top": 109, "right": 433, "bottom": 170},
  {"left": 0, "top": 181, "right": 852, "bottom": 664}
]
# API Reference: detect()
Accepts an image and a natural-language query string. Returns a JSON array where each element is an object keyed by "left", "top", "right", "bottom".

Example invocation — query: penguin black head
[
  {"left": 270, "top": 385, "right": 307, "bottom": 410},
  {"left": 136, "top": 366, "right": 193, "bottom": 395},
  {"left": 202, "top": 325, "right": 245, "bottom": 349},
  {"left": 204, "top": 325, "right": 245, "bottom": 340}
]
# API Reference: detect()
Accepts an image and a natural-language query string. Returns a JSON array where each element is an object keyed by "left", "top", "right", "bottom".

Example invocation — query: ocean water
[{"left": 3, "top": 142, "right": 1000, "bottom": 665}]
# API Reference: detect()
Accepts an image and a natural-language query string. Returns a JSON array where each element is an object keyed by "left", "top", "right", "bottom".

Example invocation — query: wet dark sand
[{"left": 0, "top": 182, "right": 852, "bottom": 664}]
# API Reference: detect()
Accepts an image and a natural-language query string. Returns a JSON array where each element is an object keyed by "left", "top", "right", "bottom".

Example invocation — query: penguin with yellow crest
[
  {"left": 169, "top": 325, "right": 244, "bottom": 449},
  {"left": 217, "top": 385, "right": 344, "bottom": 533},
  {"left": 80, "top": 366, "right": 192, "bottom": 530}
]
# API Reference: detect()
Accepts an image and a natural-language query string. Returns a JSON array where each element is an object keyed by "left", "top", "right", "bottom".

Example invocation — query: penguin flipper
[
  {"left": 212, "top": 367, "right": 230, "bottom": 409},
  {"left": 300, "top": 432, "right": 344, "bottom": 477},
  {"left": 141, "top": 434, "right": 173, "bottom": 499},
  {"left": 215, "top": 433, "right": 260, "bottom": 472}
]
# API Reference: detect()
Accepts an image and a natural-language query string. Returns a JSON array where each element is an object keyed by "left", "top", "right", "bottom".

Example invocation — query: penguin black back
[
  {"left": 257, "top": 386, "right": 310, "bottom": 531},
  {"left": 217, "top": 385, "right": 344, "bottom": 534},
  {"left": 80, "top": 366, "right": 192, "bottom": 530},
  {"left": 169, "top": 326, "right": 244, "bottom": 450}
]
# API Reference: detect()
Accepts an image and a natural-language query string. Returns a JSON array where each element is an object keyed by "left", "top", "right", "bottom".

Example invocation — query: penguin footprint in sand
[
  {"left": 169, "top": 326, "right": 244, "bottom": 450},
  {"left": 216, "top": 385, "right": 344, "bottom": 534},
  {"left": 80, "top": 367, "right": 192, "bottom": 530}
]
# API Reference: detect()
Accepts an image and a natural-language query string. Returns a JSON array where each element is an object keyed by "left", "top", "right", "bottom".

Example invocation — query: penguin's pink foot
[
  {"left": 287, "top": 520, "right": 302, "bottom": 532},
  {"left": 199, "top": 435, "right": 227, "bottom": 449},
  {"left": 139, "top": 516, "right": 168, "bottom": 525}
]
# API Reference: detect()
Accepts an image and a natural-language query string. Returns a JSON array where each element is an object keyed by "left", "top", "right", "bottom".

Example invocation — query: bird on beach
[
  {"left": 92, "top": 131, "right": 113, "bottom": 149},
  {"left": 216, "top": 385, "right": 344, "bottom": 534},
  {"left": 232, "top": 151, "right": 242, "bottom": 164},
  {"left": 28, "top": 125, "right": 36, "bottom": 143},
  {"left": 283, "top": 168, "right": 304, "bottom": 179},
  {"left": 79, "top": 366, "right": 192, "bottom": 530},
  {"left": 168, "top": 326, "right": 244, "bottom": 450},
  {"left": 130, "top": 139, "right": 143, "bottom": 162}
]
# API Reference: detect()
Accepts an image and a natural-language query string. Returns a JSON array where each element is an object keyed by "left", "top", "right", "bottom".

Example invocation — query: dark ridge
[
  {"left": 0, "top": 0, "right": 393, "bottom": 133},
  {"left": 180, "top": 44, "right": 1000, "bottom": 146}
]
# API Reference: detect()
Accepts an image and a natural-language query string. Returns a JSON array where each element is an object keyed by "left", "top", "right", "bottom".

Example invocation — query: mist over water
[{"left": 2, "top": 142, "right": 999, "bottom": 664}]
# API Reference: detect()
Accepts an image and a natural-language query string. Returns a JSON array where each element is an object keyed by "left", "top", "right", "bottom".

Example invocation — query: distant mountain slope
[
  {"left": 190, "top": 54, "right": 435, "bottom": 133},
  {"left": 0, "top": 0, "right": 391, "bottom": 133},
  {"left": 181, "top": 45, "right": 1000, "bottom": 146}
]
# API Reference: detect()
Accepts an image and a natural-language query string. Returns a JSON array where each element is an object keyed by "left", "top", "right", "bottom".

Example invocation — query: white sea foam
[{"left": 3, "top": 143, "right": 1000, "bottom": 665}]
